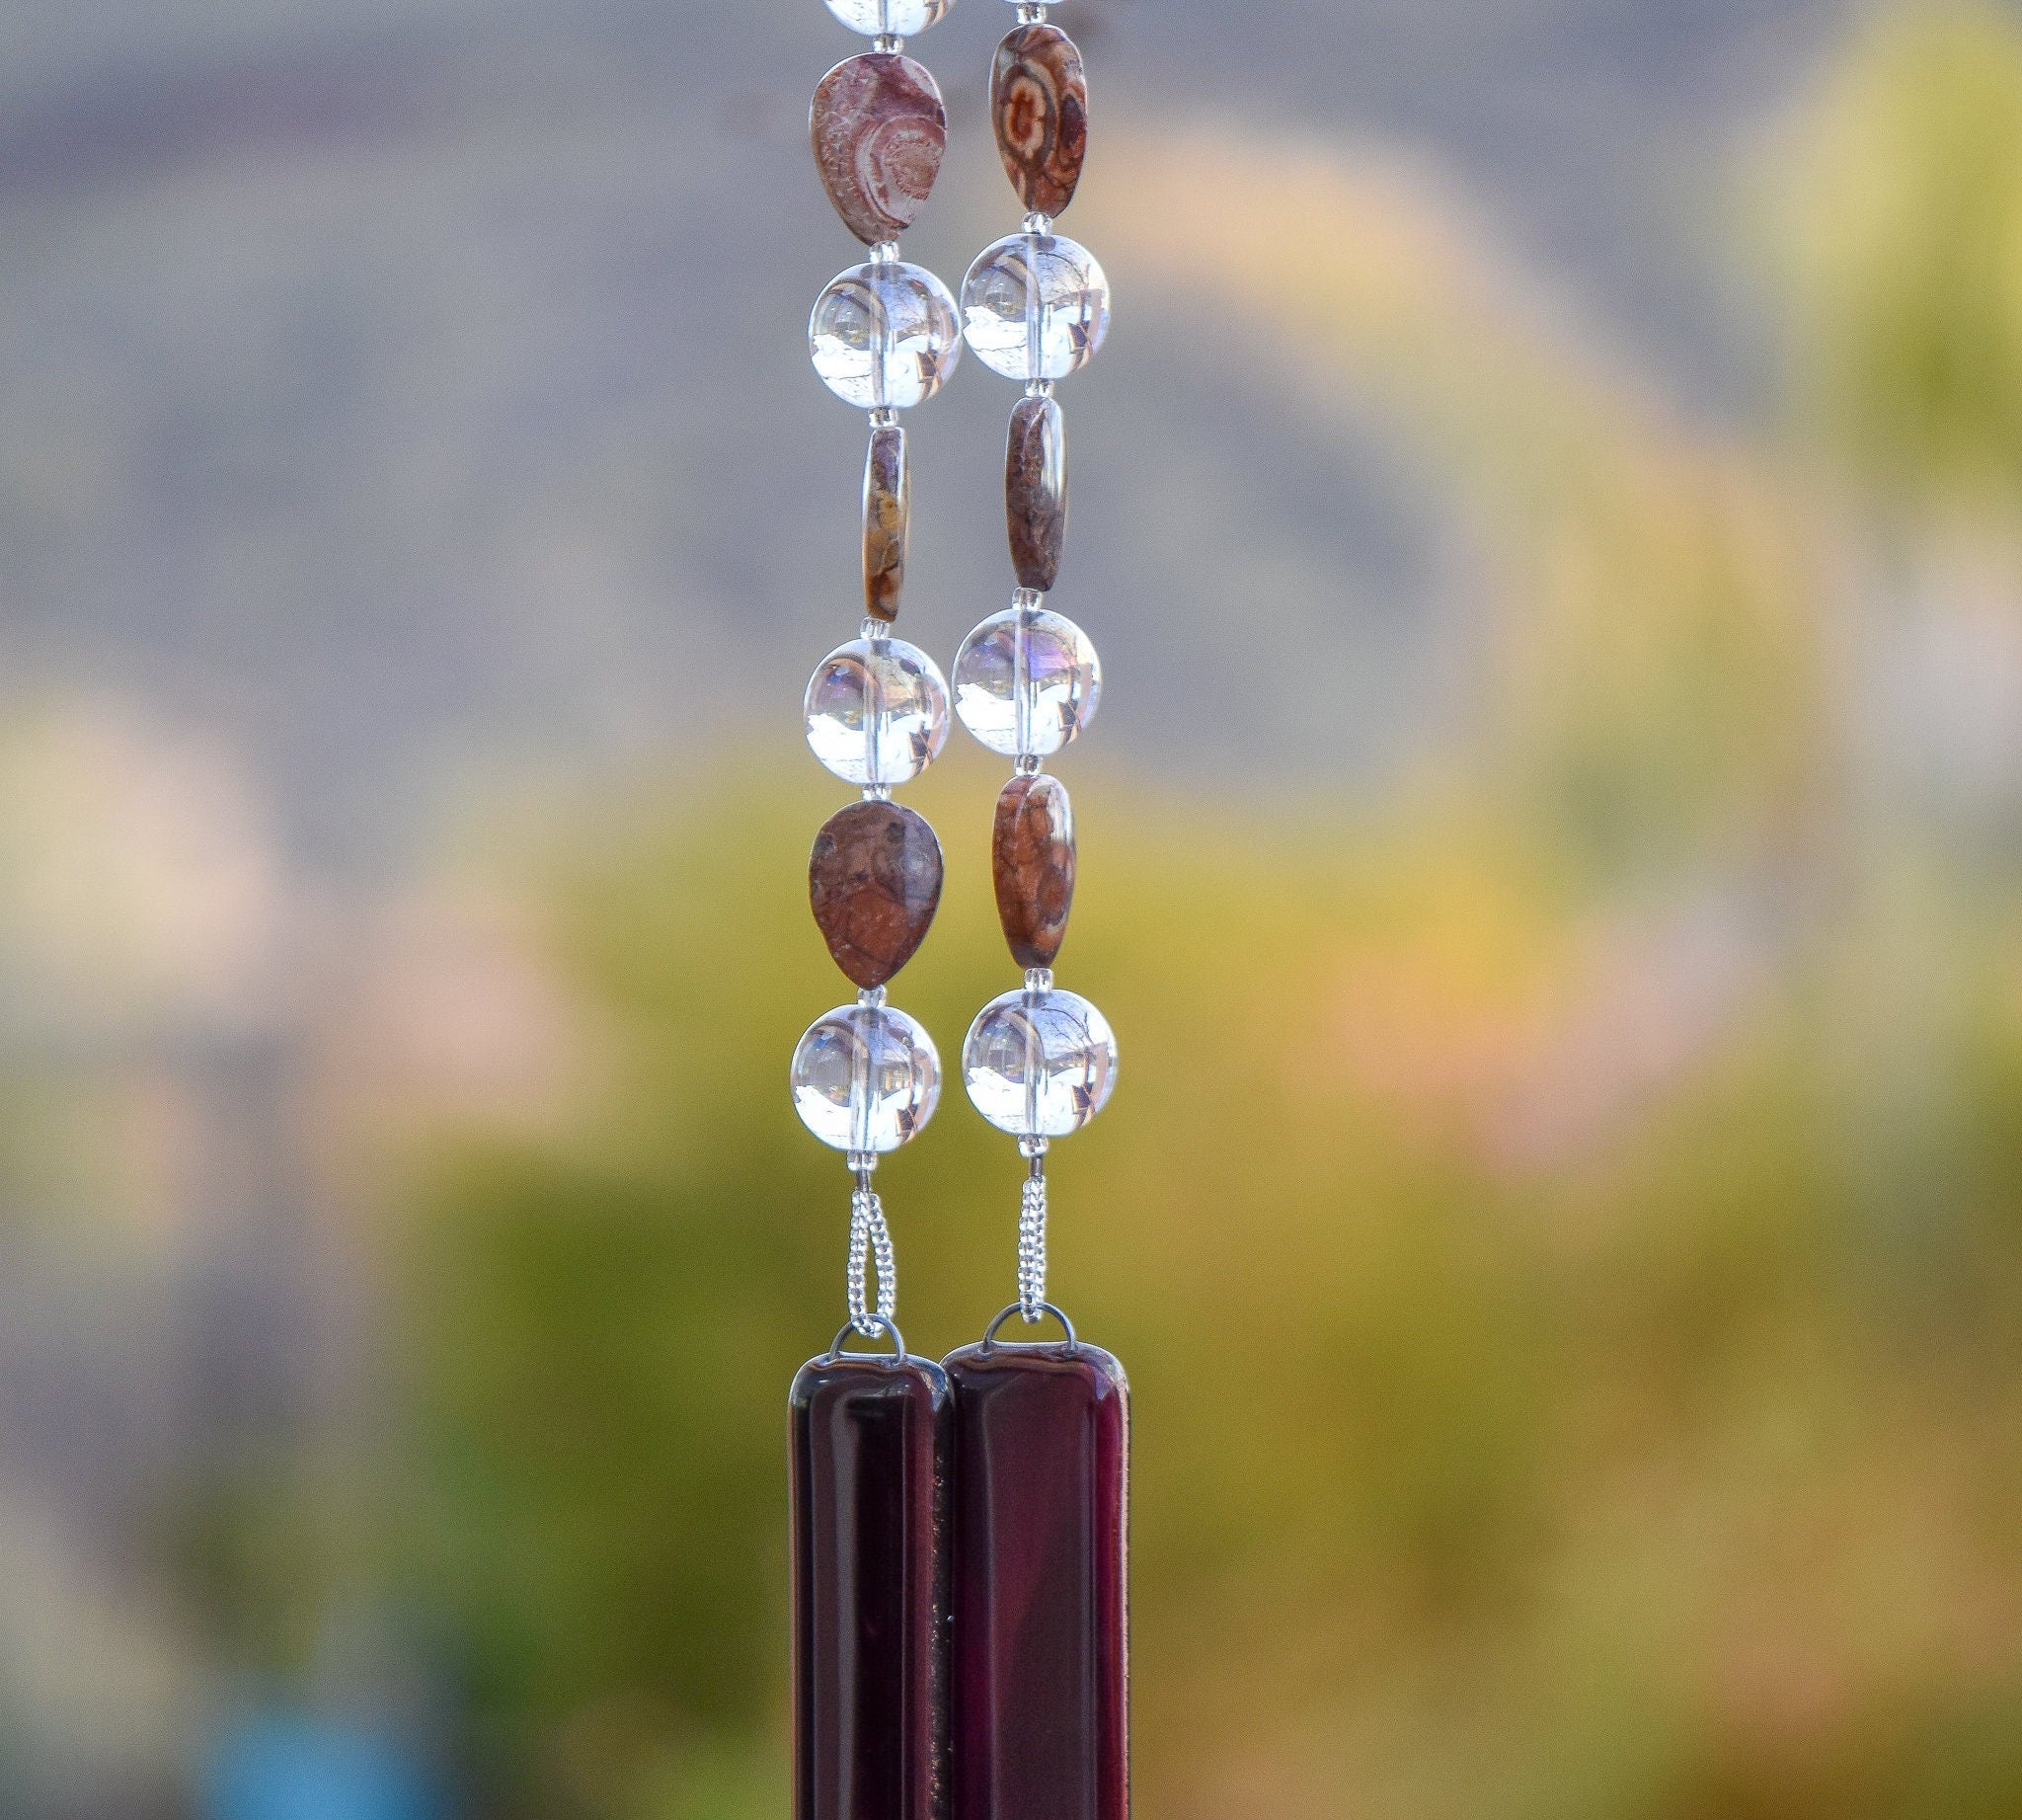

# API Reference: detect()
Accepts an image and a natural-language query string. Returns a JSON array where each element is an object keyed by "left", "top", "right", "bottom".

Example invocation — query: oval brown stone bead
[
  {"left": 992, "top": 772, "right": 1075, "bottom": 969},
  {"left": 812, "top": 53, "right": 948, "bottom": 247},
  {"left": 864, "top": 424, "right": 908, "bottom": 623},
  {"left": 811, "top": 800, "right": 944, "bottom": 989},
  {"left": 991, "top": 25, "right": 1087, "bottom": 219},
  {"left": 1005, "top": 394, "right": 1066, "bottom": 593}
]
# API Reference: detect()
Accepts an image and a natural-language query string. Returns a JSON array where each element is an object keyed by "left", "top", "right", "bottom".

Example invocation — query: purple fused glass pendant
[
  {"left": 944, "top": 1315, "right": 1128, "bottom": 1820},
  {"left": 791, "top": 1332, "right": 953, "bottom": 1820}
]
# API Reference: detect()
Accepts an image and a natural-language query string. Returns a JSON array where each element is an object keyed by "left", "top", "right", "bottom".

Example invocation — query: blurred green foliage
[
  {"left": 1767, "top": 0, "right": 2022, "bottom": 506},
  {"left": 393, "top": 758, "right": 2022, "bottom": 1820},
  {"left": 381, "top": 7, "right": 2022, "bottom": 1818}
]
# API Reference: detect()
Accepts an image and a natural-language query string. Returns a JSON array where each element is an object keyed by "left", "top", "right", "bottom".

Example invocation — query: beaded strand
[
  {"left": 953, "top": 0, "right": 1117, "bottom": 1323},
  {"left": 790, "top": 0, "right": 967, "bottom": 1335}
]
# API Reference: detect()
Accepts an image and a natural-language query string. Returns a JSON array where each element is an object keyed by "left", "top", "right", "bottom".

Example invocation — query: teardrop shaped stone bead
[
  {"left": 1005, "top": 394, "right": 1066, "bottom": 593},
  {"left": 812, "top": 53, "right": 948, "bottom": 247},
  {"left": 811, "top": 799, "right": 945, "bottom": 989},
  {"left": 864, "top": 424, "right": 908, "bottom": 622},
  {"left": 991, "top": 25, "right": 1088, "bottom": 219},
  {"left": 992, "top": 772, "right": 1075, "bottom": 968}
]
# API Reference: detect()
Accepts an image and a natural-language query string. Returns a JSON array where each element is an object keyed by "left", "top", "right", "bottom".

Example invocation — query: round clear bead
[
  {"left": 963, "top": 987, "right": 1118, "bottom": 1138},
  {"left": 952, "top": 605, "right": 1100, "bottom": 756},
  {"left": 806, "top": 635, "right": 949, "bottom": 787},
  {"left": 811, "top": 262, "right": 961, "bottom": 411},
  {"left": 960, "top": 232, "right": 1110, "bottom": 382},
  {"left": 824, "top": 0, "right": 951, "bottom": 36},
  {"left": 793, "top": 1001, "right": 942, "bottom": 1152}
]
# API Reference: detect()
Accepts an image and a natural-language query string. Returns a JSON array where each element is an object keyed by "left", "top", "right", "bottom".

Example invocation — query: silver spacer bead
[
  {"left": 1011, "top": 586, "right": 1045, "bottom": 613},
  {"left": 1025, "top": 378, "right": 1055, "bottom": 399},
  {"left": 1019, "top": 1134, "right": 1050, "bottom": 1161},
  {"left": 857, "top": 985, "right": 889, "bottom": 1009},
  {"left": 868, "top": 406, "right": 899, "bottom": 430},
  {"left": 871, "top": 238, "right": 900, "bottom": 266},
  {"left": 875, "top": 34, "right": 905, "bottom": 54},
  {"left": 1015, "top": 752, "right": 1043, "bottom": 776},
  {"left": 847, "top": 1149, "right": 880, "bottom": 1174},
  {"left": 1024, "top": 966, "right": 1053, "bottom": 998},
  {"left": 1023, "top": 211, "right": 1053, "bottom": 237}
]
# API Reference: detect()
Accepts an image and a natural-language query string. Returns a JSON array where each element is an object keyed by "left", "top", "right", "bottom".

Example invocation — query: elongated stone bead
[
  {"left": 812, "top": 53, "right": 949, "bottom": 247},
  {"left": 1005, "top": 394, "right": 1066, "bottom": 593},
  {"left": 865, "top": 424, "right": 909, "bottom": 622},
  {"left": 811, "top": 799, "right": 944, "bottom": 989},
  {"left": 992, "top": 772, "right": 1074, "bottom": 968},
  {"left": 991, "top": 25, "right": 1088, "bottom": 219},
  {"left": 791, "top": 1353, "right": 953, "bottom": 1820},
  {"left": 944, "top": 1338, "right": 1128, "bottom": 1820}
]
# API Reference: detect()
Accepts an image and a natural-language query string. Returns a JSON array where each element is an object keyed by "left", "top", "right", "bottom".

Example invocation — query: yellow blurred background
[{"left": 4, "top": 1, "right": 2022, "bottom": 1816}]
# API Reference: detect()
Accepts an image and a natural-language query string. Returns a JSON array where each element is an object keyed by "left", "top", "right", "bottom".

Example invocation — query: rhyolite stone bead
[
  {"left": 992, "top": 772, "right": 1074, "bottom": 968},
  {"left": 990, "top": 25, "right": 1087, "bottom": 218},
  {"left": 810, "top": 799, "right": 945, "bottom": 989},
  {"left": 865, "top": 424, "right": 908, "bottom": 622},
  {"left": 1004, "top": 394, "right": 1066, "bottom": 592},
  {"left": 812, "top": 53, "right": 949, "bottom": 247}
]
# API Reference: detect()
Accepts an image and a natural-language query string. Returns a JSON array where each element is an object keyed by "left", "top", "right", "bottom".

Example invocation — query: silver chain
[
  {"left": 847, "top": 1176, "right": 896, "bottom": 1336},
  {"left": 1017, "top": 1158, "right": 1048, "bottom": 1321}
]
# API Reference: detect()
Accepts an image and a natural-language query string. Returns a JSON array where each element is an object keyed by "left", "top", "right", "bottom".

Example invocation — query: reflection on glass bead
[
  {"left": 952, "top": 605, "right": 1099, "bottom": 756},
  {"left": 962, "top": 987, "right": 1117, "bottom": 1138},
  {"left": 811, "top": 262, "right": 961, "bottom": 410},
  {"left": 793, "top": 1002, "right": 942, "bottom": 1152},
  {"left": 961, "top": 232, "right": 1110, "bottom": 382},
  {"left": 806, "top": 635, "right": 950, "bottom": 786},
  {"left": 824, "top": 0, "right": 952, "bottom": 36}
]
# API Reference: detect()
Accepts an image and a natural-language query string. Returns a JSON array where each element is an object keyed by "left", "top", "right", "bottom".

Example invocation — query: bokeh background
[{"left": 5, "top": 0, "right": 2022, "bottom": 1815}]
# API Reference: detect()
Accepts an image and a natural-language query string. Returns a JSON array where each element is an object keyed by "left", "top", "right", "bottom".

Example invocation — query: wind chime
[{"left": 787, "top": 2, "right": 1124, "bottom": 1818}]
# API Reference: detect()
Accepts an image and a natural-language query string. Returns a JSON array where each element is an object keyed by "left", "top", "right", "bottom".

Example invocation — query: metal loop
[
  {"left": 825, "top": 1312, "right": 909, "bottom": 1365},
  {"left": 979, "top": 1302, "right": 1078, "bottom": 1353}
]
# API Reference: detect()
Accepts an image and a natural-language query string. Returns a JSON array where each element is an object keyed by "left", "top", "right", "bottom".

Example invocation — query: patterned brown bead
[
  {"left": 992, "top": 772, "right": 1075, "bottom": 969},
  {"left": 1005, "top": 394, "right": 1066, "bottom": 593},
  {"left": 863, "top": 424, "right": 908, "bottom": 623},
  {"left": 811, "top": 800, "right": 944, "bottom": 989},
  {"left": 990, "top": 25, "right": 1087, "bottom": 219},
  {"left": 812, "top": 53, "right": 948, "bottom": 247}
]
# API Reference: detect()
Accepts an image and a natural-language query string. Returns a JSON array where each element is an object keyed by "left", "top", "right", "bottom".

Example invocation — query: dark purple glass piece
[
  {"left": 791, "top": 1352, "right": 953, "bottom": 1820},
  {"left": 943, "top": 1338, "right": 1128, "bottom": 1820}
]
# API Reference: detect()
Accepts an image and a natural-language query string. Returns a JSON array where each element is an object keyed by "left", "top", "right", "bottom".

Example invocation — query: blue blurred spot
[{"left": 203, "top": 1710, "right": 448, "bottom": 1820}]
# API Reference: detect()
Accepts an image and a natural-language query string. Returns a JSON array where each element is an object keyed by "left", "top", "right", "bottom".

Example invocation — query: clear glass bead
[
  {"left": 963, "top": 987, "right": 1117, "bottom": 1138},
  {"left": 810, "top": 261, "right": 961, "bottom": 411},
  {"left": 952, "top": 605, "right": 1100, "bottom": 756},
  {"left": 824, "top": 0, "right": 951, "bottom": 36},
  {"left": 793, "top": 1001, "right": 942, "bottom": 1152},
  {"left": 960, "top": 232, "right": 1110, "bottom": 382},
  {"left": 806, "top": 635, "right": 950, "bottom": 786}
]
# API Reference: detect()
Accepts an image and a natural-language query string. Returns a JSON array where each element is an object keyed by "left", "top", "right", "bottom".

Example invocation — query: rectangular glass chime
[
  {"left": 944, "top": 1337, "right": 1130, "bottom": 1820},
  {"left": 790, "top": 1353, "right": 953, "bottom": 1820},
  {"left": 791, "top": 1338, "right": 1129, "bottom": 1820}
]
